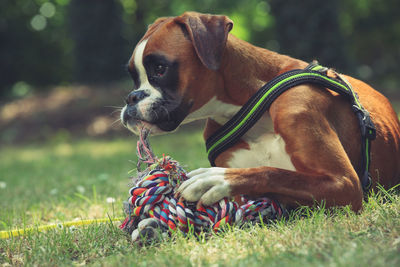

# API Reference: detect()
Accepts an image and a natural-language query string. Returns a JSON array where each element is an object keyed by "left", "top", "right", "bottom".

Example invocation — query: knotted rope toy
[{"left": 120, "top": 128, "right": 285, "bottom": 242}]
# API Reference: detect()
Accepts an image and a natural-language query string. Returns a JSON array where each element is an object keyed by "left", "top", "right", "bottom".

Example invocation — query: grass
[{"left": 0, "top": 128, "right": 399, "bottom": 266}]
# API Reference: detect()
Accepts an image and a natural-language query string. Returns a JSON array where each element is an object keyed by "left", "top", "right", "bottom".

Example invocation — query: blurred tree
[
  {"left": 0, "top": 0, "right": 399, "bottom": 98},
  {"left": 339, "top": 0, "right": 400, "bottom": 92},
  {"left": 0, "top": 0, "right": 72, "bottom": 98},
  {"left": 270, "top": 0, "right": 350, "bottom": 71},
  {"left": 121, "top": 0, "right": 175, "bottom": 47},
  {"left": 68, "top": 0, "right": 126, "bottom": 83}
]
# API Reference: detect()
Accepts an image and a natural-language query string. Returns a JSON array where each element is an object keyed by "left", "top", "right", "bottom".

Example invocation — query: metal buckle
[
  {"left": 314, "top": 66, "right": 329, "bottom": 75},
  {"left": 352, "top": 105, "right": 376, "bottom": 140},
  {"left": 363, "top": 173, "right": 373, "bottom": 192},
  {"left": 364, "top": 115, "right": 376, "bottom": 140}
]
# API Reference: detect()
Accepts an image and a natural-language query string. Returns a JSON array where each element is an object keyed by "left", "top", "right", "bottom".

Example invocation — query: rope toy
[{"left": 120, "top": 128, "right": 285, "bottom": 241}]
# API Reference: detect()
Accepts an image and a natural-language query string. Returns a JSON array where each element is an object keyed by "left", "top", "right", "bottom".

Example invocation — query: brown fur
[{"left": 131, "top": 12, "right": 400, "bottom": 211}]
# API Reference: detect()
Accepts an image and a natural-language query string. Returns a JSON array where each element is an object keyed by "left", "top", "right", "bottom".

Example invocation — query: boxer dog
[{"left": 121, "top": 12, "right": 400, "bottom": 213}]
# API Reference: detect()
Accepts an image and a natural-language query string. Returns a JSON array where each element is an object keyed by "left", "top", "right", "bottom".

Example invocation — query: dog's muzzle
[
  {"left": 121, "top": 89, "right": 190, "bottom": 134},
  {"left": 121, "top": 90, "right": 148, "bottom": 126}
]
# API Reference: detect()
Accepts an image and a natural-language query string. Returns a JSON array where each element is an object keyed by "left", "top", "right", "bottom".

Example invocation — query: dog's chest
[{"left": 226, "top": 116, "right": 296, "bottom": 171}]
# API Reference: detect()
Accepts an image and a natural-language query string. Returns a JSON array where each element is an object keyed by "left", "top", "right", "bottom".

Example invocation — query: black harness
[{"left": 205, "top": 62, "right": 376, "bottom": 192}]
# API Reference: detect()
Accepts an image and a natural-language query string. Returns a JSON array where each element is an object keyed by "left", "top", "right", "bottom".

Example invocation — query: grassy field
[{"left": 0, "top": 128, "right": 399, "bottom": 266}]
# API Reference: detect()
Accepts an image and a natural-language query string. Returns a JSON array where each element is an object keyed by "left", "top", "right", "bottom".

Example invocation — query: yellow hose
[{"left": 0, "top": 217, "right": 124, "bottom": 239}]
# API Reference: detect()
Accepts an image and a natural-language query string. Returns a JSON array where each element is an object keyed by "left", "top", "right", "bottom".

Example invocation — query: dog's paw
[
  {"left": 176, "top": 167, "right": 231, "bottom": 206},
  {"left": 131, "top": 218, "right": 167, "bottom": 244}
]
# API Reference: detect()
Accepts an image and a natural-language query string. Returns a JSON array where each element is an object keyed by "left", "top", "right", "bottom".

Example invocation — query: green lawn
[{"left": 0, "top": 128, "right": 399, "bottom": 266}]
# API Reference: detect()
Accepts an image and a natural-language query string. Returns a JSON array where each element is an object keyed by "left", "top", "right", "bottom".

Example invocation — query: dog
[{"left": 121, "top": 12, "right": 400, "bottom": 213}]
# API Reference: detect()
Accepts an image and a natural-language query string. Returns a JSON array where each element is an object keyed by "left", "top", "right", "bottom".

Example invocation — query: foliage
[
  {"left": 339, "top": 0, "right": 400, "bottom": 92},
  {"left": 68, "top": 0, "right": 126, "bottom": 83},
  {"left": 0, "top": 0, "right": 73, "bottom": 97},
  {"left": 1, "top": 0, "right": 400, "bottom": 99},
  {"left": 270, "top": 0, "right": 349, "bottom": 70}
]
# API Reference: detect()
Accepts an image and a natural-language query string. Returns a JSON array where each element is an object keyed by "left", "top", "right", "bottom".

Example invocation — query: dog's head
[{"left": 120, "top": 12, "right": 233, "bottom": 135}]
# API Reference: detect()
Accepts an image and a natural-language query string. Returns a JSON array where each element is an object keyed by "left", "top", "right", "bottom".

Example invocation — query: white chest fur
[
  {"left": 183, "top": 96, "right": 241, "bottom": 125},
  {"left": 226, "top": 116, "right": 296, "bottom": 171},
  {"left": 184, "top": 96, "right": 295, "bottom": 171}
]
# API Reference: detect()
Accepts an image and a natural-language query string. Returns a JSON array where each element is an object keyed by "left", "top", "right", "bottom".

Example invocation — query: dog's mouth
[
  {"left": 126, "top": 119, "right": 162, "bottom": 135},
  {"left": 121, "top": 100, "right": 192, "bottom": 135},
  {"left": 121, "top": 108, "right": 161, "bottom": 135},
  {"left": 123, "top": 116, "right": 181, "bottom": 136}
]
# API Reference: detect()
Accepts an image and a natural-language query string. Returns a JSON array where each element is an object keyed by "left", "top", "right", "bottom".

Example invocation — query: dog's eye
[{"left": 154, "top": 64, "right": 167, "bottom": 77}]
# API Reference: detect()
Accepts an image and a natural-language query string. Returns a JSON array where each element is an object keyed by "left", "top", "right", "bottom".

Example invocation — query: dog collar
[{"left": 205, "top": 62, "right": 376, "bottom": 192}]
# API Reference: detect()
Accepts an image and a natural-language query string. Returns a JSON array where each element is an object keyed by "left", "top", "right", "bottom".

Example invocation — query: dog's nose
[{"left": 125, "top": 90, "right": 148, "bottom": 105}]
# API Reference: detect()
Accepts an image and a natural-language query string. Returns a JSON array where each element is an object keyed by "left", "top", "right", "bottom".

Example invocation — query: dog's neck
[
  {"left": 219, "top": 35, "right": 307, "bottom": 106},
  {"left": 188, "top": 35, "right": 307, "bottom": 127}
]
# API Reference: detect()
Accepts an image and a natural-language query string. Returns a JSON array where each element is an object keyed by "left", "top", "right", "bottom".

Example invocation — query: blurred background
[{"left": 1, "top": 0, "right": 400, "bottom": 144}]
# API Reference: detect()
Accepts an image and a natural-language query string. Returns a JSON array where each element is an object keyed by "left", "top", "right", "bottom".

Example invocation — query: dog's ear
[{"left": 175, "top": 12, "right": 233, "bottom": 71}]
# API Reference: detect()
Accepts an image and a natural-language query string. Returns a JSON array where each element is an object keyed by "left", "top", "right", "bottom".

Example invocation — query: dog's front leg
[{"left": 178, "top": 165, "right": 364, "bottom": 211}]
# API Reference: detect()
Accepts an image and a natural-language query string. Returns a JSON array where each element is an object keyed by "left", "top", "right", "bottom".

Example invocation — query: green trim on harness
[{"left": 205, "top": 62, "right": 376, "bottom": 192}]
